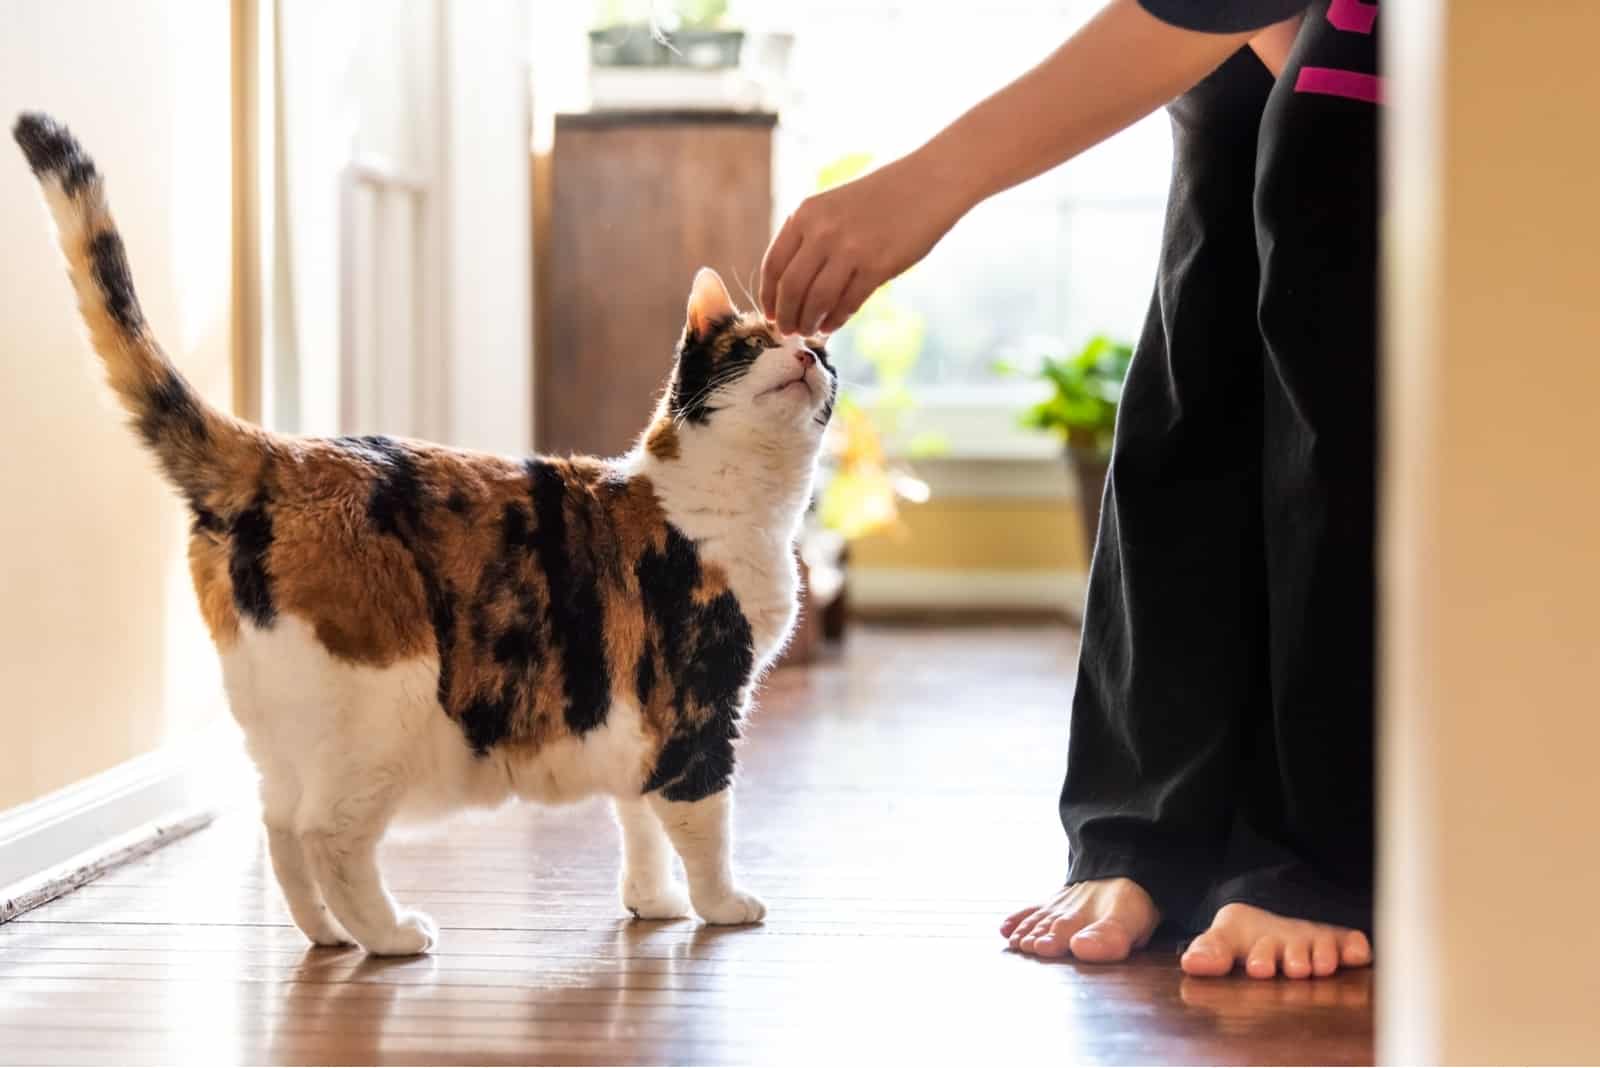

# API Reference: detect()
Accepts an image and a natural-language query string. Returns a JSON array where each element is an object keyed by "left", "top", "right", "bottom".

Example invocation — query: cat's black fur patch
[
  {"left": 669, "top": 315, "right": 756, "bottom": 425},
  {"left": 187, "top": 489, "right": 224, "bottom": 535},
  {"left": 137, "top": 365, "right": 209, "bottom": 453},
  {"left": 11, "top": 113, "right": 98, "bottom": 196},
  {"left": 88, "top": 231, "right": 141, "bottom": 330},
  {"left": 635, "top": 644, "right": 657, "bottom": 707},
  {"left": 811, "top": 342, "right": 838, "bottom": 426},
  {"left": 457, "top": 513, "right": 542, "bottom": 754},
  {"left": 459, "top": 692, "right": 512, "bottom": 754},
  {"left": 228, "top": 492, "right": 276, "bottom": 625},
  {"left": 637, "top": 527, "right": 754, "bottom": 801},
  {"left": 351, "top": 435, "right": 426, "bottom": 539},
  {"left": 526, "top": 459, "right": 611, "bottom": 735},
  {"left": 348, "top": 435, "right": 468, "bottom": 730}
]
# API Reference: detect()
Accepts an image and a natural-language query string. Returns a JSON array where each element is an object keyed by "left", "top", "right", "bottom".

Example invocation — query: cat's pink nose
[{"left": 795, "top": 348, "right": 816, "bottom": 369}]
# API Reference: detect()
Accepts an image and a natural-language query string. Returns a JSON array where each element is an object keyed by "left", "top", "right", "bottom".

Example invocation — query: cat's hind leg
[
  {"left": 648, "top": 788, "right": 765, "bottom": 925},
  {"left": 266, "top": 828, "right": 352, "bottom": 947},
  {"left": 259, "top": 770, "right": 351, "bottom": 947},
  {"left": 299, "top": 778, "right": 437, "bottom": 956},
  {"left": 613, "top": 796, "right": 691, "bottom": 920}
]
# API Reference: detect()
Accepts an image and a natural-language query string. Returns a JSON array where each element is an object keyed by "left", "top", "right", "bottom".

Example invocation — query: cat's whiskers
[
  {"left": 669, "top": 367, "right": 751, "bottom": 429},
  {"left": 733, "top": 268, "right": 762, "bottom": 317}
]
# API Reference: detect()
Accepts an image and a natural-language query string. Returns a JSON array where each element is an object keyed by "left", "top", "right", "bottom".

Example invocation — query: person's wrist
[{"left": 899, "top": 141, "right": 984, "bottom": 228}]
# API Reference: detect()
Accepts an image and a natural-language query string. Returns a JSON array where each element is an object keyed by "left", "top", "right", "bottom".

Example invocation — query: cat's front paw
[
  {"left": 623, "top": 878, "right": 693, "bottom": 921},
  {"left": 362, "top": 910, "right": 439, "bottom": 957},
  {"left": 693, "top": 889, "right": 767, "bottom": 926}
]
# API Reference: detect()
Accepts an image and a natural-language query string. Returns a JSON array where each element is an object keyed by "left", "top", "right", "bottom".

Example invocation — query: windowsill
[
  {"left": 858, "top": 383, "right": 1058, "bottom": 460},
  {"left": 854, "top": 384, "right": 1075, "bottom": 500}
]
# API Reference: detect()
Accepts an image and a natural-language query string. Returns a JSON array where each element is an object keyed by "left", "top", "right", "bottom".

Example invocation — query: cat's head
[{"left": 647, "top": 268, "right": 837, "bottom": 461}]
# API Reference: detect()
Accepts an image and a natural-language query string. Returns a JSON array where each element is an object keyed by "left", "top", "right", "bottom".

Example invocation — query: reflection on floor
[{"left": 0, "top": 624, "right": 1372, "bottom": 1066}]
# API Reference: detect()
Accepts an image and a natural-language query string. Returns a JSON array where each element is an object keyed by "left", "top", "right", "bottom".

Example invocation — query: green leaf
[
  {"left": 1008, "top": 334, "right": 1134, "bottom": 441},
  {"left": 675, "top": 0, "right": 727, "bottom": 28}
]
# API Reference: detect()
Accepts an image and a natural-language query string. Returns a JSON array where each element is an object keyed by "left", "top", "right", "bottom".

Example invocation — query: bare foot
[
  {"left": 999, "top": 878, "right": 1161, "bottom": 962},
  {"left": 1180, "top": 902, "right": 1372, "bottom": 979}
]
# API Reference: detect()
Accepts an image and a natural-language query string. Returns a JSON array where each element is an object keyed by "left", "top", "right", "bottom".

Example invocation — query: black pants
[{"left": 1060, "top": 2, "right": 1380, "bottom": 935}]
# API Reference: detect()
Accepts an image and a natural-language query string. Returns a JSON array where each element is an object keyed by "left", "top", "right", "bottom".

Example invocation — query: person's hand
[{"left": 759, "top": 156, "right": 968, "bottom": 336}]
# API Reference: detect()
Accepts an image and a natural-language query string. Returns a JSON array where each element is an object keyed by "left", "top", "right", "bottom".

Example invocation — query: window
[
  {"left": 768, "top": 0, "right": 1173, "bottom": 397},
  {"left": 530, "top": 1, "right": 1174, "bottom": 458}
]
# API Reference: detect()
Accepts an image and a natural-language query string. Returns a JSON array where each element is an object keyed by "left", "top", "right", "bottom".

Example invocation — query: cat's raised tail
[{"left": 12, "top": 112, "right": 261, "bottom": 520}]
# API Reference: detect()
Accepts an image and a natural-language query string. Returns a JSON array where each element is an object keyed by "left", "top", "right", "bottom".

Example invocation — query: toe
[
  {"left": 1069, "top": 918, "right": 1135, "bottom": 963},
  {"left": 1013, "top": 910, "right": 1058, "bottom": 954},
  {"left": 1245, "top": 936, "right": 1281, "bottom": 980},
  {"left": 1180, "top": 933, "right": 1236, "bottom": 977},
  {"left": 1000, "top": 905, "right": 1038, "bottom": 938},
  {"left": 1312, "top": 933, "right": 1340, "bottom": 976},
  {"left": 1033, "top": 912, "right": 1091, "bottom": 958},
  {"left": 1009, "top": 909, "right": 1050, "bottom": 950},
  {"left": 1282, "top": 937, "right": 1314, "bottom": 980},
  {"left": 1340, "top": 930, "right": 1373, "bottom": 967}
]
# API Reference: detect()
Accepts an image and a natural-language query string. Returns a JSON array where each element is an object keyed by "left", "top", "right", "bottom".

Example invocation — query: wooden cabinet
[{"left": 537, "top": 110, "right": 777, "bottom": 458}]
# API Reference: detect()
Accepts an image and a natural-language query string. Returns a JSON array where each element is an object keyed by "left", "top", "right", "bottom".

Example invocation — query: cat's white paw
[
  {"left": 363, "top": 910, "right": 438, "bottom": 957},
  {"left": 624, "top": 879, "right": 693, "bottom": 921},
  {"left": 694, "top": 889, "right": 767, "bottom": 926}
]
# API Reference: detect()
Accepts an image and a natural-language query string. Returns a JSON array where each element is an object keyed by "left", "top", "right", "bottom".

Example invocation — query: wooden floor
[{"left": 0, "top": 624, "right": 1372, "bottom": 1066}]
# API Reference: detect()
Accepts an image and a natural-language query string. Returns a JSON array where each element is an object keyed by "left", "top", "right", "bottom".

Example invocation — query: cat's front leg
[
  {"left": 613, "top": 797, "right": 692, "bottom": 919},
  {"left": 648, "top": 788, "right": 766, "bottom": 925}
]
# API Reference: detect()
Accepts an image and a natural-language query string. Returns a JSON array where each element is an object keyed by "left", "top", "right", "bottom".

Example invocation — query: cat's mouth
[{"left": 760, "top": 374, "right": 813, "bottom": 399}]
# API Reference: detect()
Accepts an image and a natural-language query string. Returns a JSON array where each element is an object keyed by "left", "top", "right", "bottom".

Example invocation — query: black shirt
[{"left": 1138, "top": 0, "right": 1309, "bottom": 33}]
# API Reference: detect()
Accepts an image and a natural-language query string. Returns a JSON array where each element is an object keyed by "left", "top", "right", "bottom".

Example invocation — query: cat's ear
[{"left": 685, "top": 267, "right": 737, "bottom": 339}]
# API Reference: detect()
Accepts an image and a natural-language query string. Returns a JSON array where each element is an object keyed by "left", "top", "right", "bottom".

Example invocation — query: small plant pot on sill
[
  {"left": 589, "top": 26, "right": 745, "bottom": 70},
  {"left": 1066, "top": 445, "right": 1110, "bottom": 563}
]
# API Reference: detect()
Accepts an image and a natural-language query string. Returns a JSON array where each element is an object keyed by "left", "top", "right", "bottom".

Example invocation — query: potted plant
[
  {"left": 590, "top": 0, "right": 745, "bottom": 71},
  {"left": 1004, "top": 336, "right": 1133, "bottom": 558}
]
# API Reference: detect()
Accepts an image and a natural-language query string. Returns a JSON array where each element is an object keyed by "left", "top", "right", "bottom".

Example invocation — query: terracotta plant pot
[
  {"left": 774, "top": 554, "right": 821, "bottom": 669},
  {"left": 1067, "top": 445, "right": 1110, "bottom": 563},
  {"left": 821, "top": 553, "right": 848, "bottom": 642}
]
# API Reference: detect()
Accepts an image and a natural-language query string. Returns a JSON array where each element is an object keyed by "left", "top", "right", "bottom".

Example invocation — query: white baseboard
[
  {"left": 850, "top": 567, "right": 1087, "bottom": 617},
  {"left": 0, "top": 747, "right": 216, "bottom": 914}
]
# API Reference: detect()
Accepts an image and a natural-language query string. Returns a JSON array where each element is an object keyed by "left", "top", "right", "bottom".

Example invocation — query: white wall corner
[{"left": 0, "top": 726, "right": 252, "bottom": 920}]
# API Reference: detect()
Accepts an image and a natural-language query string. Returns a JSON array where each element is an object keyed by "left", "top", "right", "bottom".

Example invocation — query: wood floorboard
[{"left": 0, "top": 624, "right": 1373, "bottom": 1066}]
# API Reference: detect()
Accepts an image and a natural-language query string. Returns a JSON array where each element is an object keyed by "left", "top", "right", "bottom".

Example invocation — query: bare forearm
[{"left": 907, "top": 0, "right": 1254, "bottom": 214}]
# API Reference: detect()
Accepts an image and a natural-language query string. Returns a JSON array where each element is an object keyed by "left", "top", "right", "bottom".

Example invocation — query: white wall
[{"left": 0, "top": 2, "right": 231, "bottom": 809}]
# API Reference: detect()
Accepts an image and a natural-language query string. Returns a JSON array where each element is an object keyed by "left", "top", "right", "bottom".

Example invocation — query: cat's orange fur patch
[{"left": 644, "top": 420, "right": 680, "bottom": 461}]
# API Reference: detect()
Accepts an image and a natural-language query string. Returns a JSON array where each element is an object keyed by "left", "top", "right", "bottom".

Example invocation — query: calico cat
[{"left": 14, "top": 113, "right": 835, "bottom": 955}]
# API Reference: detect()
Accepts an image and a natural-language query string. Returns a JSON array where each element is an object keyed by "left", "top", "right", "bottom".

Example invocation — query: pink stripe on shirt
[{"left": 1295, "top": 66, "right": 1384, "bottom": 104}]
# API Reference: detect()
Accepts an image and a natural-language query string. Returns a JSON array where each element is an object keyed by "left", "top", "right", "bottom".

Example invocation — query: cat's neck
[{"left": 625, "top": 432, "right": 817, "bottom": 548}]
